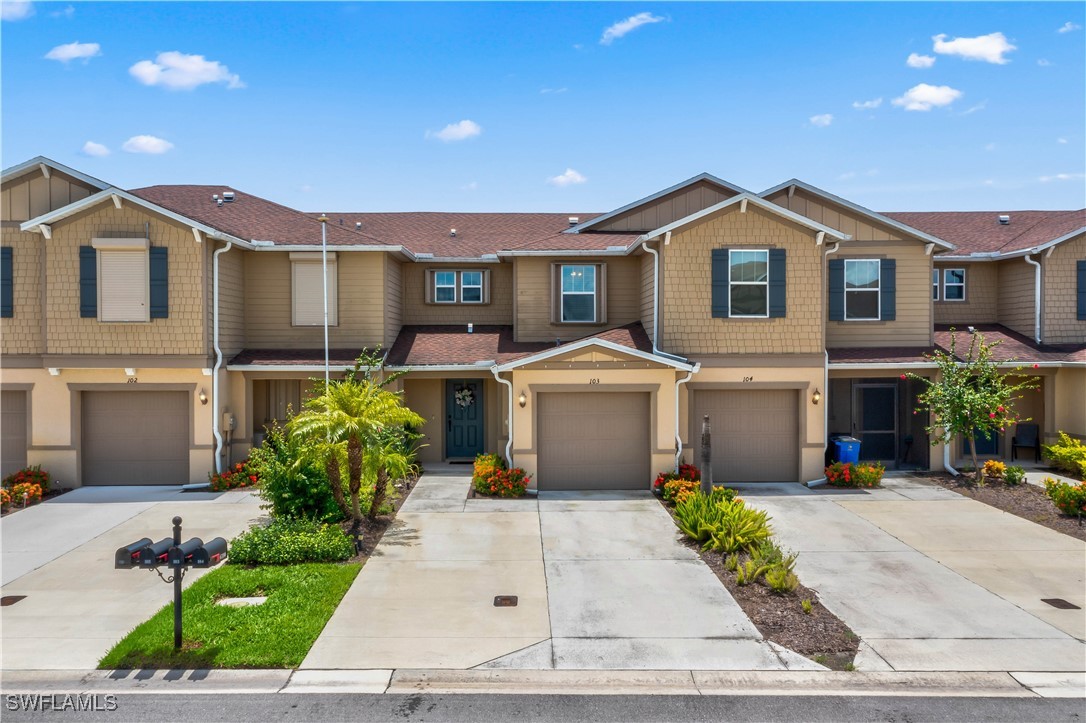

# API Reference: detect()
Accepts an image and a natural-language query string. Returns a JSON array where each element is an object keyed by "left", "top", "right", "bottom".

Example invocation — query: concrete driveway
[
  {"left": 303, "top": 467, "right": 808, "bottom": 671},
  {"left": 1, "top": 486, "right": 262, "bottom": 670},
  {"left": 736, "top": 474, "right": 1086, "bottom": 673}
]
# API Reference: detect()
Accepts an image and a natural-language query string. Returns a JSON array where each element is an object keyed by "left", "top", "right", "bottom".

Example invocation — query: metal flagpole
[{"left": 318, "top": 214, "right": 330, "bottom": 388}]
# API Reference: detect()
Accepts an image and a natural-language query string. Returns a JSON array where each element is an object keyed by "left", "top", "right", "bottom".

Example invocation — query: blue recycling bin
[{"left": 834, "top": 436, "right": 861, "bottom": 464}]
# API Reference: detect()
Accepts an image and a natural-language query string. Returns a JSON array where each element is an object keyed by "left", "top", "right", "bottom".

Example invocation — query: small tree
[{"left": 906, "top": 329, "right": 1039, "bottom": 484}]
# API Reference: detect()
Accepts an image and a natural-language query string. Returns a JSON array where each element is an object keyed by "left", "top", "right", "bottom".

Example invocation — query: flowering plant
[
  {"left": 2, "top": 465, "right": 50, "bottom": 492},
  {"left": 472, "top": 454, "right": 530, "bottom": 498},
  {"left": 825, "top": 461, "right": 884, "bottom": 488},
  {"left": 10, "top": 482, "right": 42, "bottom": 505},
  {"left": 0, "top": 488, "right": 10, "bottom": 508},
  {"left": 982, "top": 459, "right": 1006, "bottom": 480},
  {"left": 1043, "top": 477, "right": 1086, "bottom": 517},
  {"left": 208, "top": 460, "right": 259, "bottom": 492},
  {"left": 654, "top": 464, "right": 702, "bottom": 504}
]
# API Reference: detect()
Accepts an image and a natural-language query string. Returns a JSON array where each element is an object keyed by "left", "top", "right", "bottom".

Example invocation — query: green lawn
[{"left": 99, "top": 563, "right": 360, "bottom": 669}]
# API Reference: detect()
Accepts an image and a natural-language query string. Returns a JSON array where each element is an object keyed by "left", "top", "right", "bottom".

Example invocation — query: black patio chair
[{"left": 1011, "top": 423, "right": 1041, "bottom": 463}]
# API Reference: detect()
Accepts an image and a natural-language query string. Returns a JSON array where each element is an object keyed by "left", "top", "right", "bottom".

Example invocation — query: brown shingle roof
[
  {"left": 385, "top": 322, "right": 653, "bottom": 367},
  {"left": 828, "top": 325, "right": 1085, "bottom": 366},
  {"left": 131, "top": 186, "right": 391, "bottom": 247},
  {"left": 228, "top": 348, "right": 372, "bottom": 366},
  {"left": 883, "top": 210, "right": 1085, "bottom": 255}
]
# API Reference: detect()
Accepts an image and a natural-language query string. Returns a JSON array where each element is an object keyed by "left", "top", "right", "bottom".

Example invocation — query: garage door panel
[
  {"left": 1, "top": 390, "right": 28, "bottom": 478},
  {"left": 693, "top": 390, "right": 798, "bottom": 483},
  {"left": 537, "top": 392, "right": 650, "bottom": 491},
  {"left": 82, "top": 391, "right": 189, "bottom": 485}
]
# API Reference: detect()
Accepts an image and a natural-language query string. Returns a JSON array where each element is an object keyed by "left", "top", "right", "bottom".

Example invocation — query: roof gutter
[{"left": 1024, "top": 252, "right": 1042, "bottom": 344}]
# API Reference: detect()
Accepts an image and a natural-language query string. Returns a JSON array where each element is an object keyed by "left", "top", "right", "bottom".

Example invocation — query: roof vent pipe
[
  {"left": 998, "top": 215, "right": 1010, "bottom": 225},
  {"left": 222, "top": 192, "right": 235, "bottom": 202},
  {"left": 450, "top": 228, "right": 457, "bottom": 237},
  {"left": 355, "top": 222, "right": 362, "bottom": 230},
  {"left": 568, "top": 217, "right": 579, "bottom": 226}
]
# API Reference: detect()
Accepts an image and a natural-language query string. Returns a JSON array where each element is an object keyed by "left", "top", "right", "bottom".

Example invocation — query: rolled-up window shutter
[
  {"left": 483, "top": 269, "right": 491, "bottom": 304},
  {"left": 768, "top": 249, "right": 787, "bottom": 318},
  {"left": 881, "top": 258, "right": 896, "bottom": 321},
  {"left": 79, "top": 246, "right": 97, "bottom": 318},
  {"left": 0, "top": 247, "right": 12, "bottom": 318},
  {"left": 596, "top": 263, "right": 607, "bottom": 323},
  {"left": 711, "top": 249, "right": 729, "bottom": 318},
  {"left": 425, "top": 269, "right": 434, "bottom": 304},
  {"left": 149, "top": 247, "right": 168, "bottom": 318},
  {"left": 828, "top": 259, "right": 844, "bottom": 321},
  {"left": 1077, "top": 260, "right": 1086, "bottom": 321}
]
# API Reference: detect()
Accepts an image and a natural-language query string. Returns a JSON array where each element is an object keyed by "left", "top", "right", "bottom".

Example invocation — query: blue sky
[{"left": 3, "top": 2, "right": 1084, "bottom": 213}]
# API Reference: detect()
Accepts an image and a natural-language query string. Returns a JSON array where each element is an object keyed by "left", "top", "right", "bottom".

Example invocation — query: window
[
  {"left": 561, "top": 264, "right": 596, "bottom": 322},
  {"left": 427, "top": 269, "right": 490, "bottom": 304},
  {"left": 291, "top": 252, "right": 338, "bottom": 326},
  {"left": 943, "top": 268, "right": 965, "bottom": 301},
  {"left": 932, "top": 269, "right": 939, "bottom": 300},
  {"left": 729, "top": 250, "right": 769, "bottom": 317},
  {"left": 844, "top": 259, "right": 880, "bottom": 320}
]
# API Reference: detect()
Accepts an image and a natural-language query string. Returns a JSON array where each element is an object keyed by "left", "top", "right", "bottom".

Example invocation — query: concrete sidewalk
[
  {"left": 736, "top": 474, "right": 1086, "bottom": 673},
  {"left": 303, "top": 469, "right": 803, "bottom": 671},
  {"left": 0, "top": 488, "right": 262, "bottom": 670}
]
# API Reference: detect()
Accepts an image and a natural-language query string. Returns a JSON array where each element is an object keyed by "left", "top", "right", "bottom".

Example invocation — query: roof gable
[
  {"left": 641, "top": 192, "right": 850, "bottom": 242},
  {"left": 1, "top": 156, "right": 110, "bottom": 191}
]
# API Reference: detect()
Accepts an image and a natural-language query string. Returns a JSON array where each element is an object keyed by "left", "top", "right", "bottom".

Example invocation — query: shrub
[
  {"left": 1043, "top": 432, "right": 1086, "bottom": 478},
  {"left": 0, "top": 488, "right": 10, "bottom": 508},
  {"left": 825, "top": 461, "right": 884, "bottom": 488},
  {"left": 1043, "top": 477, "right": 1086, "bottom": 517},
  {"left": 3, "top": 465, "right": 49, "bottom": 492},
  {"left": 654, "top": 464, "right": 700, "bottom": 501},
  {"left": 673, "top": 487, "right": 739, "bottom": 542},
  {"left": 982, "top": 460, "right": 1006, "bottom": 480},
  {"left": 765, "top": 565, "right": 800, "bottom": 594},
  {"left": 473, "top": 453, "right": 505, "bottom": 480},
  {"left": 663, "top": 477, "right": 699, "bottom": 505},
  {"left": 249, "top": 426, "right": 344, "bottom": 523},
  {"left": 474, "top": 465, "right": 530, "bottom": 498},
  {"left": 1004, "top": 465, "right": 1026, "bottom": 486},
  {"left": 9, "top": 482, "right": 42, "bottom": 505},
  {"left": 229, "top": 519, "right": 355, "bottom": 565},
  {"left": 208, "top": 460, "right": 259, "bottom": 492},
  {"left": 801, "top": 598, "right": 813, "bottom": 614},
  {"left": 702, "top": 501, "right": 772, "bottom": 555}
]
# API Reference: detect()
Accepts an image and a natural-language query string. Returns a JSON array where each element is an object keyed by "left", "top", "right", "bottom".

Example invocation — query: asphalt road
[{"left": 3, "top": 693, "right": 1083, "bottom": 722}]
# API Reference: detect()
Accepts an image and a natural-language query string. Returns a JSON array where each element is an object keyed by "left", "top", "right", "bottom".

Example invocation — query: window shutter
[
  {"left": 292, "top": 260, "right": 338, "bottom": 326},
  {"left": 828, "top": 258, "right": 845, "bottom": 321},
  {"left": 711, "top": 249, "right": 730, "bottom": 318},
  {"left": 482, "top": 269, "right": 491, "bottom": 305},
  {"left": 79, "top": 246, "right": 97, "bottom": 318},
  {"left": 768, "top": 248, "right": 787, "bottom": 318},
  {"left": 149, "top": 247, "right": 169, "bottom": 319},
  {"left": 880, "top": 258, "right": 896, "bottom": 321},
  {"left": 595, "top": 263, "right": 607, "bottom": 323},
  {"left": 0, "top": 247, "right": 12, "bottom": 318},
  {"left": 100, "top": 251, "right": 149, "bottom": 322},
  {"left": 1077, "top": 260, "right": 1086, "bottom": 321}
]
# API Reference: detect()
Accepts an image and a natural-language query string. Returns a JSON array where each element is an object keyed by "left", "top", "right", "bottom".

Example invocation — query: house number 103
[{"left": 588, "top": 378, "right": 600, "bottom": 385}]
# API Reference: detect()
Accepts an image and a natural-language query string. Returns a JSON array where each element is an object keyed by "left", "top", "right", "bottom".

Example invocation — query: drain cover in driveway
[
  {"left": 1, "top": 596, "right": 26, "bottom": 606},
  {"left": 1041, "top": 598, "right": 1081, "bottom": 610},
  {"left": 493, "top": 595, "right": 518, "bottom": 607}
]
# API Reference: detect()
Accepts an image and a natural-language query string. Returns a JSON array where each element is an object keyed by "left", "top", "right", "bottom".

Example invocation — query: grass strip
[{"left": 99, "top": 562, "right": 360, "bottom": 669}]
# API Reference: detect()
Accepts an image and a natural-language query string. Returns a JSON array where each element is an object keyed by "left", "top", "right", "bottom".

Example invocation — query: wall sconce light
[
  {"left": 198, "top": 389, "right": 208, "bottom": 405},
  {"left": 124, "top": 368, "right": 137, "bottom": 377},
  {"left": 518, "top": 391, "right": 527, "bottom": 408},
  {"left": 812, "top": 388, "right": 822, "bottom": 405}
]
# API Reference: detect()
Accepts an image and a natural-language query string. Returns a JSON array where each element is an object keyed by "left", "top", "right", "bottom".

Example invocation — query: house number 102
[{"left": 588, "top": 378, "right": 600, "bottom": 385}]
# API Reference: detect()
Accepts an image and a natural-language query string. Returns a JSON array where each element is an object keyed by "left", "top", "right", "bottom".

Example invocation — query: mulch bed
[
  {"left": 341, "top": 475, "right": 419, "bottom": 561},
  {"left": 923, "top": 473, "right": 1086, "bottom": 542},
  {"left": 660, "top": 499, "right": 859, "bottom": 670},
  {"left": 0, "top": 486, "right": 72, "bottom": 517}
]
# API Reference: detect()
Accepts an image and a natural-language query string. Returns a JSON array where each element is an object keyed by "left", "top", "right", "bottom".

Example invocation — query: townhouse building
[{"left": 2, "top": 157, "right": 1083, "bottom": 488}]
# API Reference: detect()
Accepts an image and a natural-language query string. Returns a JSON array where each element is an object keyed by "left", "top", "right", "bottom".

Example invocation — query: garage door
[
  {"left": 82, "top": 391, "right": 189, "bottom": 485},
  {"left": 1, "top": 390, "right": 28, "bottom": 478},
  {"left": 537, "top": 392, "right": 650, "bottom": 491},
  {"left": 692, "top": 390, "right": 799, "bottom": 482}
]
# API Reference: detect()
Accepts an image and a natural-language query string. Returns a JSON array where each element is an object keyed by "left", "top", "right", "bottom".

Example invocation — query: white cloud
[
  {"left": 44, "top": 41, "right": 100, "bottom": 63},
  {"left": 50, "top": 5, "right": 73, "bottom": 18},
  {"left": 426, "top": 119, "right": 482, "bottom": 142},
  {"left": 600, "top": 12, "right": 665, "bottom": 45},
  {"left": 1057, "top": 21, "right": 1081, "bottom": 34},
  {"left": 852, "top": 97, "right": 882, "bottom": 110},
  {"left": 906, "top": 53, "right": 936, "bottom": 68},
  {"left": 1, "top": 1, "right": 33, "bottom": 21},
  {"left": 81, "top": 141, "right": 109, "bottom": 157},
  {"left": 547, "top": 168, "right": 587, "bottom": 187},
  {"left": 1039, "top": 173, "right": 1085, "bottom": 182},
  {"left": 540, "top": 87, "right": 568, "bottom": 95},
  {"left": 122, "top": 135, "right": 174, "bottom": 154},
  {"left": 932, "top": 32, "right": 1016, "bottom": 64},
  {"left": 809, "top": 114, "right": 833, "bottom": 127},
  {"left": 129, "top": 51, "right": 244, "bottom": 90},
  {"left": 1058, "top": 138, "right": 1068, "bottom": 144},
  {"left": 892, "top": 83, "right": 962, "bottom": 111},
  {"left": 960, "top": 100, "right": 987, "bottom": 115},
  {"left": 1037, "top": 59, "right": 1052, "bottom": 67}
]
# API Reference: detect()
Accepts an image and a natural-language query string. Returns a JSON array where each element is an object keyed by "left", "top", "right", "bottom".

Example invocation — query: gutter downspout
[
  {"left": 943, "top": 438, "right": 960, "bottom": 477},
  {"left": 491, "top": 366, "right": 514, "bottom": 468},
  {"left": 674, "top": 363, "right": 700, "bottom": 469},
  {"left": 642, "top": 238, "right": 688, "bottom": 363},
  {"left": 808, "top": 241, "right": 841, "bottom": 488},
  {"left": 1024, "top": 252, "right": 1042, "bottom": 344},
  {"left": 212, "top": 240, "right": 234, "bottom": 475}
]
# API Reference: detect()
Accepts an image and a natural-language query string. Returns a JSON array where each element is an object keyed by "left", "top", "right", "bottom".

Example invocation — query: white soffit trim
[
  {"left": 759, "top": 178, "right": 956, "bottom": 251},
  {"left": 1, "top": 155, "right": 111, "bottom": 190},
  {"left": 19, "top": 188, "right": 250, "bottom": 247},
  {"left": 226, "top": 364, "right": 358, "bottom": 372},
  {"left": 565, "top": 172, "right": 753, "bottom": 234},
  {"left": 495, "top": 337, "right": 693, "bottom": 372},
  {"left": 384, "top": 363, "right": 498, "bottom": 372},
  {"left": 639, "top": 193, "right": 850, "bottom": 243}
]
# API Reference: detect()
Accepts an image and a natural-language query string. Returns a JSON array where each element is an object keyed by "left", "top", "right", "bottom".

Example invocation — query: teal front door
[{"left": 446, "top": 380, "right": 484, "bottom": 459}]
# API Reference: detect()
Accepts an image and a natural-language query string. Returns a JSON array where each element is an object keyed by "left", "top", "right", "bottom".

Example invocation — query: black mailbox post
[{"left": 113, "top": 517, "right": 227, "bottom": 649}]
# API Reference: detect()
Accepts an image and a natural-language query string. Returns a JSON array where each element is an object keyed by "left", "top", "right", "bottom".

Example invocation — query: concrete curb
[{"left": 3, "top": 668, "right": 1083, "bottom": 698}]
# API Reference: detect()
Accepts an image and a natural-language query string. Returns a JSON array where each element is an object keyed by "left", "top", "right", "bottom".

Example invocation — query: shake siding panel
[
  {"left": 640, "top": 252, "right": 655, "bottom": 341},
  {"left": 997, "top": 259, "right": 1037, "bottom": 338},
  {"left": 0, "top": 228, "right": 43, "bottom": 354},
  {"left": 659, "top": 206, "right": 823, "bottom": 355},
  {"left": 1043, "top": 234, "right": 1086, "bottom": 343}
]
